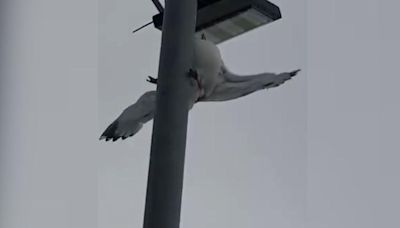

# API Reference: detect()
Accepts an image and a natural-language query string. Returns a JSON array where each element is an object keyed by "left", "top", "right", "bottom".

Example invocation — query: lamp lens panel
[{"left": 197, "top": 8, "right": 274, "bottom": 44}]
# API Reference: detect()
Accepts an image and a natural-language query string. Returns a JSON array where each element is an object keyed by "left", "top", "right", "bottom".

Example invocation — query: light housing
[{"left": 153, "top": 0, "right": 281, "bottom": 44}]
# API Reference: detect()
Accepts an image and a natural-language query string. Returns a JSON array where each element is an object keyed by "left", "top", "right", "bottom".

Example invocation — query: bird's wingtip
[
  {"left": 99, "top": 121, "right": 120, "bottom": 142},
  {"left": 290, "top": 69, "right": 301, "bottom": 77}
]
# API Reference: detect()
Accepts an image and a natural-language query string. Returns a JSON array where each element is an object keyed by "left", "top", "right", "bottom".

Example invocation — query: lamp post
[{"left": 143, "top": 1, "right": 197, "bottom": 228}]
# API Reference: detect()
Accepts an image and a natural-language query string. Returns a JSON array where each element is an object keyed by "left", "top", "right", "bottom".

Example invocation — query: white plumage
[{"left": 100, "top": 36, "right": 300, "bottom": 141}]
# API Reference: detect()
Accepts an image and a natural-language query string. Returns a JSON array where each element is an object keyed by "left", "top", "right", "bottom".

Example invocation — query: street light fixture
[{"left": 152, "top": 0, "right": 281, "bottom": 44}]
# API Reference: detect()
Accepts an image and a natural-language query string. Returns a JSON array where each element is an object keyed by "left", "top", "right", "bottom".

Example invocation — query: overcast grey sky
[{"left": 1, "top": 0, "right": 399, "bottom": 228}]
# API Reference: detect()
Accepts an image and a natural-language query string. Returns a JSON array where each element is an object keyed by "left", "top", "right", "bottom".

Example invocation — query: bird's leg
[
  {"left": 187, "top": 68, "right": 199, "bottom": 80},
  {"left": 187, "top": 68, "right": 202, "bottom": 88},
  {"left": 147, "top": 69, "right": 199, "bottom": 85},
  {"left": 146, "top": 76, "right": 158, "bottom": 84}
]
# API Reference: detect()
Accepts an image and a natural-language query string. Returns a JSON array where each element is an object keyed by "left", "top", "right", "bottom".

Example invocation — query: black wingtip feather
[
  {"left": 290, "top": 69, "right": 301, "bottom": 77},
  {"left": 100, "top": 121, "right": 120, "bottom": 142}
]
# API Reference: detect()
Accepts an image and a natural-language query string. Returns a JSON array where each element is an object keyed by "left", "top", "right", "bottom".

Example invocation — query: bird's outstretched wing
[
  {"left": 201, "top": 68, "right": 300, "bottom": 102},
  {"left": 100, "top": 91, "right": 156, "bottom": 141}
]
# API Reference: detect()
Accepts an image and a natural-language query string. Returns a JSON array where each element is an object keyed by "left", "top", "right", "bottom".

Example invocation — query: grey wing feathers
[
  {"left": 200, "top": 68, "right": 300, "bottom": 102},
  {"left": 222, "top": 67, "right": 300, "bottom": 86},
  {"left": 100, "top": 91, "right": 156, "bottom": 141},
  {"left": 262, "top": 69, "right": 300, "bottom": 89}
]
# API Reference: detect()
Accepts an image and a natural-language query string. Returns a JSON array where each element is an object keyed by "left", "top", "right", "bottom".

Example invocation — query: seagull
[{"left": 100, "top": 35, "right": 300, "bottom": 141}]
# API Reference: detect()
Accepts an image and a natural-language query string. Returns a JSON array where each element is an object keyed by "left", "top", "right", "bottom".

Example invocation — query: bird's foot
[
  {"left": 146, "top": 76, "right": 158, "bottom": 84},
  {"left": 147, "top": 69, "right": 199, "bottom": 85}
]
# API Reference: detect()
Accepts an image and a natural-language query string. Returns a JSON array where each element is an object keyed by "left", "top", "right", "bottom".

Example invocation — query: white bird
[{"left": 100, "top": 35, "right": 300, "bottom": 141}]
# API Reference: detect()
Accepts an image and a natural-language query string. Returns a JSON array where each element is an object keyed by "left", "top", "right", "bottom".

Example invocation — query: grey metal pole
[{"left": 143, "top": 0, "right": 197, "bottom": 228}]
